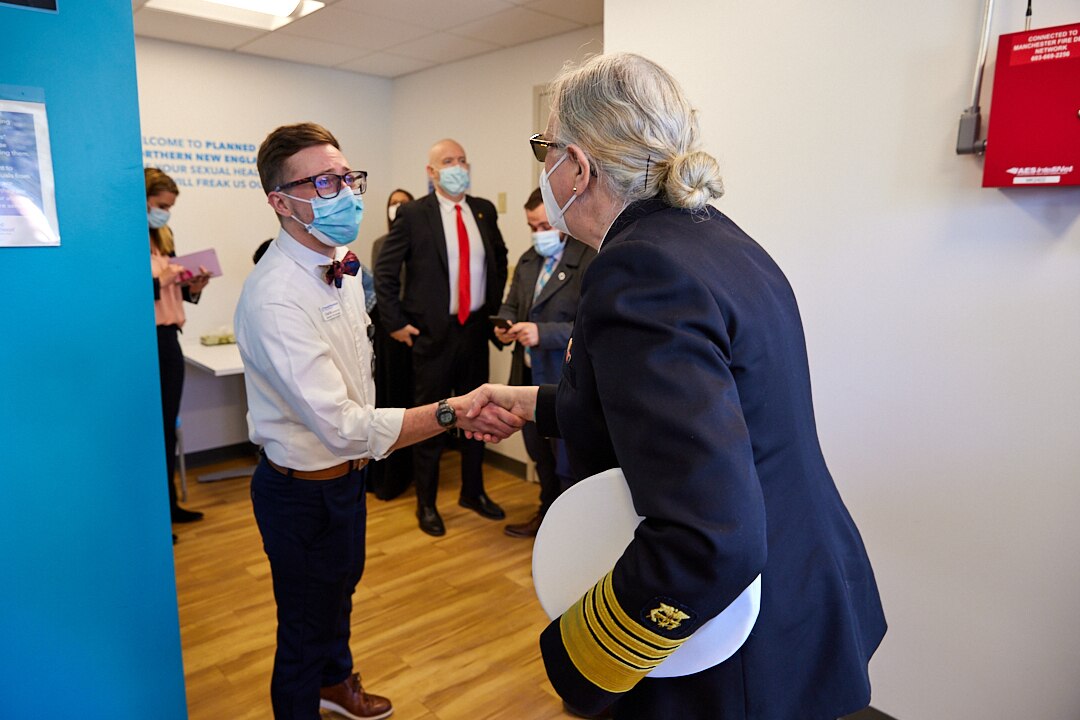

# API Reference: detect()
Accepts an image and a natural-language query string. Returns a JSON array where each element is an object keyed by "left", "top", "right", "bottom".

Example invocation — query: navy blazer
[
  {"left": 373, "top": 192, "right": 508, "bottom": 355},
  {"left": 498, "top": 238, "right": 595, "bottom": 386},
  {"left": 535, "top": 199, "right": 886, "bottom": 720}
]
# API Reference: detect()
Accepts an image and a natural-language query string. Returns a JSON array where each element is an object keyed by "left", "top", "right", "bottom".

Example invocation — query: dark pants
[
  {"left": 156, "top": 324, "right": 184, "bottom": 512},
  {"left": 368, "top": 304, "right": 413, "bottom": 500},
  {"left": 251, "top": 459, "right": 368, "bottom": 719},
  {"left": 411, "top": 315, "right": 489, "bottom": 508},
  {"left": 519, "top": 367, "right": 570, "bottom": 516}
]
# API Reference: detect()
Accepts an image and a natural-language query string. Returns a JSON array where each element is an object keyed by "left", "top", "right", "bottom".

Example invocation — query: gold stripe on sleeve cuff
[{"left": 560, "top": 572, "right": 687, "bottom": 693}]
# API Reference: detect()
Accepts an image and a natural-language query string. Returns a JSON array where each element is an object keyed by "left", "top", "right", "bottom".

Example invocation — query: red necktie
[{"left": 455, "top": 204, "right": 471, "bottom": 325}]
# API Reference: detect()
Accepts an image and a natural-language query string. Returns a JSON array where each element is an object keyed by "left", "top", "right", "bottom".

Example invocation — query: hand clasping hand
[
  {"left": 452, "top": 386, "right": 527, "bottom": 443},
  {"left": 459, "top": 384, "right": 539, "bottom": 441}
]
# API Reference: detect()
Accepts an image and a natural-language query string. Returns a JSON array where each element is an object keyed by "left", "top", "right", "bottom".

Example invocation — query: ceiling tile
[
  {"left": 133, "top": 0, "right": 602, "bottom": 77},
  {"left": 388, "top": 32, "right": 501, "bottom": 64},
  {"left": 336, "top": 52, "right": 437, "bottom": 78},
  {"left": 236, "top": 32, "right": 363, "bottom": 68},
  {"left": 276, "top": 5, "right": 432, "bottom": 51},
  {"left": 521, "top": 0, "right": 602, "bottom": 26},
  {"left": 133, "top": 8, "right": 267, "bottom": 50},
  {"left": 450, "top": 6, "right": 580, "bottom": 48},
  {"left": 333, "top": 0, "right": 515, "bottom": 31}
]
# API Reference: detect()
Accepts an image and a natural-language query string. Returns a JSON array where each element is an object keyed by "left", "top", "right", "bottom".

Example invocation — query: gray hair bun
[{"left": 663, "top": 150, "right": 724, "bottom": 210}]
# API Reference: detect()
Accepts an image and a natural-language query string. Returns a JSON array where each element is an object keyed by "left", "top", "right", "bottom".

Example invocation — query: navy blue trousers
[{"left": 251, "top": 459, "right": 368, "bottom": 719}]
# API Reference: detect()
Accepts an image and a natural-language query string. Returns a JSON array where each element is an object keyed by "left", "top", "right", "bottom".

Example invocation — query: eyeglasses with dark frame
[
  {"left": 529, "top": 133, "right": 565, "bottom": 163},
  {"left": 274, "top": 170, "right": 368, "bottom": 199}
]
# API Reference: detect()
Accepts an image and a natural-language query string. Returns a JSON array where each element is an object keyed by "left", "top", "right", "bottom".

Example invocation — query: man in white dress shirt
[{"left": 235, "top": 123, "right": 521, "bottom": 720}]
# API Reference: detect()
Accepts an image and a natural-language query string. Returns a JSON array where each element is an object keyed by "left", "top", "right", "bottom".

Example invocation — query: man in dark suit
[
  {"left": 495, "top": 188, "right": 595, "bottom": 538},
  {"left": 374, "top": 139, "right": 509, "bottom": 536}
]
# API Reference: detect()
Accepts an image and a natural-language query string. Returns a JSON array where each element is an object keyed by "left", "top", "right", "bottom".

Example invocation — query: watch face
[{"left": 437, "top": 402, "right": 456, "bottom": 427}]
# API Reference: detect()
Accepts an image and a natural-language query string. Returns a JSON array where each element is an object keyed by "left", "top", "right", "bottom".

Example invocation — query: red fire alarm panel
[{"left": 983, "top": 21, "right": 1080, "bottom": 187}]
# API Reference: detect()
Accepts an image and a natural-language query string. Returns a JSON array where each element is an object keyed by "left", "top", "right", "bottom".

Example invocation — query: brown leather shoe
[
  {"left": 319, "top": 673, "right": 393, "bottom": 720},
  {"left": 504, "top": 511, "right": 543, "bottom": 538}
]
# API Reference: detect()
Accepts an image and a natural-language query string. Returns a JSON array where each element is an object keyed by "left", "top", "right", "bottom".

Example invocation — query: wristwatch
[{"left": 436, "top": 398, "right": 457, "bottom": 429}]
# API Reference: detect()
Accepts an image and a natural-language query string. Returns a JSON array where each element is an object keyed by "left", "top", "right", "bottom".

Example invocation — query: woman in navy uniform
[{"left": 469, "top": 53, "right": 886, "bottom": 719}]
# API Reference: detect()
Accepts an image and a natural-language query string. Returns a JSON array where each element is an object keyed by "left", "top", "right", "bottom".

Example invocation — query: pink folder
[{"left": 173, "top": 248, "right": 222, "bottom": 278}]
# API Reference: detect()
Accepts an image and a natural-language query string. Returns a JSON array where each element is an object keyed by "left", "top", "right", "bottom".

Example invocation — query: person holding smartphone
[{"left": 493, "top": 188, "right": 595, "bottom": 537}]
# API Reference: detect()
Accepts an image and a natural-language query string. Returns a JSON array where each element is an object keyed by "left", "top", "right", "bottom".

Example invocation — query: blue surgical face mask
[
  {"left": 539, "top": 153, "right": 576, "bottom": 235},
  {"left": 148, "top": 207, "right": 170, "bottom": 229},
  {"left": 282, "top": 190, "right": 364, "bottom": 247},
  {"left": 532, "top": 229, "right": 564, "bottom": 257},
  {"left": 437, "top": 165, "right": 470, "bottom": 196}
]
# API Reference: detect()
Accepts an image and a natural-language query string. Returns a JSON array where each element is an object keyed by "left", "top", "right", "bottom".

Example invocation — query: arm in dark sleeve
[
  {"left": 539, "top": 240, "right": 767, "bottom": 714},
  {"left": 534, "top": 384, "right": 560, "bottom": 437},
  {"left": 493, "top": 259, "right": 529, "bottom": 354},
  {"left": 483, "top": 204, "right": 509, "bottom": 346},
  {"left": 487, "top": 208, "right": 508, "bottom": 313},
  {"left": 373, "top": 208, "right": 412, "bottom": 333},
  {"left": 498, "top": 260, "right": 526, "bottom": 321}
]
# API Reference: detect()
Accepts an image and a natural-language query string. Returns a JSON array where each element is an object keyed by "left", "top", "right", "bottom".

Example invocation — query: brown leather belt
[{"left": 266, "top": 457, "right": 369, "bottom": 480}]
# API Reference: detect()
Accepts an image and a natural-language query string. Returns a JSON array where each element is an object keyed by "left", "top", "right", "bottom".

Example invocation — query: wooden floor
[{"left": 173, "top": 451, "right": 574, "bottom": 720}]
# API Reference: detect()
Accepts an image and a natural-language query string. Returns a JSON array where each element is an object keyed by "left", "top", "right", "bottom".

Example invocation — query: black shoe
[
  {"left": 171, "top": 506, "right": 204, "bottom": 523},
  {"left": 563, "top": 701, "right": 613, "bottom": 719},
  {"left": 417, "top": 505, "right": 445, "bottom": 536},
  {"left": 458, "top": 492, "right": 505, "bottom": 520}
]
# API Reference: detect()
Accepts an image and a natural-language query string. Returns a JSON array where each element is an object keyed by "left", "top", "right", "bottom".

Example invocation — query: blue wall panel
[{"left": 0, "top": 2, "right": 187, "bottom": 717}]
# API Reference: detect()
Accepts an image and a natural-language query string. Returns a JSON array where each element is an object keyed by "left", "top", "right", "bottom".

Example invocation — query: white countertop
[{"left": 181, "top": 341, "right": 244, "bottom": 377}]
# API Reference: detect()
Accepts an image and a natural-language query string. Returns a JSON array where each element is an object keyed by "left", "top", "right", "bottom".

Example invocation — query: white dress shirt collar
[
  {"left": 275, "top": 229, "right": 352, "bottom": 283},
  {"left": 436, "top": 191, "right": 466, "bottom": 213}
]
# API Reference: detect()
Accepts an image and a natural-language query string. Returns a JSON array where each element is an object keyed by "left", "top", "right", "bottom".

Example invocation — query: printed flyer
[{"left": 0, "top": 93, "right": 60, "bottom": 247}]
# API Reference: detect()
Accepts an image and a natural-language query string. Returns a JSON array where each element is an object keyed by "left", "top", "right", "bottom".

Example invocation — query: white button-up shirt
[
  {"left": 235, "top": 228, "right": 404, "bottom": 471},
  {"left": 436, "top": 192, "right": 487, "bottom": 316}
]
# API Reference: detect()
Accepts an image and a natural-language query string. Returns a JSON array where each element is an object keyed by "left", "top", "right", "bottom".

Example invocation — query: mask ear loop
[{"left": 644, "top": 155, "right": 651, "bottom": 191}]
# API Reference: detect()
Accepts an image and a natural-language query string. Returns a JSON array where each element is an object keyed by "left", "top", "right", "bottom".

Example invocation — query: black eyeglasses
[
  {"left": 529, "top": 133, "right": 565, "bottom": 163},
  {"left": 275, "top": 170, "right": 368, "bottom": 199}
]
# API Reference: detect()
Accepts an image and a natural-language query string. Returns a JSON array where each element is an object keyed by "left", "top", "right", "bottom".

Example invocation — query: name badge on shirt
[{"left": 320, "top": 302, "right": 342, "bottom": 321}]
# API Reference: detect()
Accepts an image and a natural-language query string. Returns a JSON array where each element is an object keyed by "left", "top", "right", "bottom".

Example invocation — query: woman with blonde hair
[
  {"left": 146, "top": 166, "right": 210, "bottom": 529},
  {"left": 472, "top": 53, "right": 886, "bottom": 719}
]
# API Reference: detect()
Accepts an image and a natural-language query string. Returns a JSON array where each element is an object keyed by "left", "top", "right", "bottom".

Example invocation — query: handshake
[{"left": 451, "top": 384, "right": 541, "bottom": 443}]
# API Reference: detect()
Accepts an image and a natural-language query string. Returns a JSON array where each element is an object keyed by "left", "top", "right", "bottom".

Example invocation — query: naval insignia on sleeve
[
  {"left": 648, "top": 603, "right": 690, "bottom": 630},
  {"left": 641, "top": 597, "right": 697, "bottom": 637}
]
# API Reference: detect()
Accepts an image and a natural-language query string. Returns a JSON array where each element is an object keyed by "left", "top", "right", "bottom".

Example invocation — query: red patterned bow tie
[{"left": 323, "top": 250, "right": 361, "bottom": 288}]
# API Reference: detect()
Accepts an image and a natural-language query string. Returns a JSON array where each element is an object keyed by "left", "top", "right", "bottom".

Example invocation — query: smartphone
[{"left": 489, "top": 315, "right": 512, "bottom": 331}]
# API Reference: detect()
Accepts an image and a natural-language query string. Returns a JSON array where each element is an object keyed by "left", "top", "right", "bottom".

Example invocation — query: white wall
[
  {"left": 606, "top": 2, "right": 1080, "bottom": 719},
  {"left": 390, "top": 25, "right": 603, "bottom": 463},
  {"left": 136, "top": 38, "right": 394, "bottom": 451}
]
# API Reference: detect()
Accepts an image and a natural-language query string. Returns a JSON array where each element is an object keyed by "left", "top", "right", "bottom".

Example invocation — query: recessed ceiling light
[{"left": 143, "top": 0, "right": 325, "bottom": 31}]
